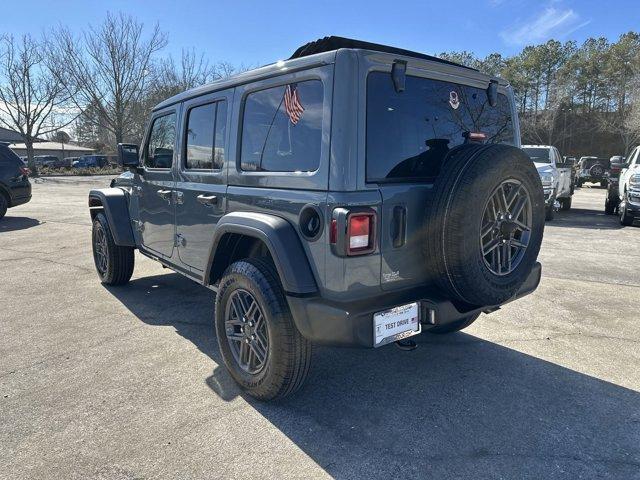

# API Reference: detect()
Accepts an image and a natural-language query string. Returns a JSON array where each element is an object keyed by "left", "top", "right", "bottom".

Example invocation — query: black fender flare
[
  {"left": 88, "top": 188, "right": 135, "bottom": 247},
  {"left": 206, "top": 212, "right": 318, "bottom": 295}
]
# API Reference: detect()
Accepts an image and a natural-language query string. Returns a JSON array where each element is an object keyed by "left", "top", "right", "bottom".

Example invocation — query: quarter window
[
  {"left": 240, "top": 80, "right": 323, "bottom": 172},
  {"left": 185, "top": 100, "right": 227, "bottom": 170},
  {"left": 145, "top": 113, "right": 176, "bottom": 169}
]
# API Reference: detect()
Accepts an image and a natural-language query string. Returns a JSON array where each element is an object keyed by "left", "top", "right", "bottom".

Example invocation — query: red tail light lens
[
  {"left": 19, "top": 166, "right": 30, "bottom": 177},
  {"left": 329, "top": 219, "right": 337, "bottom": 244},
  {"left": 347, "top": 213, "right": 375, "bottom": 255}
]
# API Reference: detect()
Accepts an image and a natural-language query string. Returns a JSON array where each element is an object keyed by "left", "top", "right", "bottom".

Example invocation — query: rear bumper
[
  {"left": 287, "top": 262, "right": 542, "bottom": 348},
  {"left": 9, "top": 181, "right": 31, "bottom": 207}
]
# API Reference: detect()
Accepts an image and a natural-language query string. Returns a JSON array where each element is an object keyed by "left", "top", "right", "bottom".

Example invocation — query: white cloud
[{"left": 500, "top": 6, "right": 590, "bottom": 46}]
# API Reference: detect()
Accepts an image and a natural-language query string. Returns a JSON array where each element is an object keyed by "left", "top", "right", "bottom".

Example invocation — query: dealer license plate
[{"left": 373, "top": 302, "right": 421, "bottom": 347}]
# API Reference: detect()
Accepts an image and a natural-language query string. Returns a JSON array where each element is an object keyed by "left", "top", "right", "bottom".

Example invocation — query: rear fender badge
[{"left": 449, "top": 91, "right": 460, "bottom": 109}]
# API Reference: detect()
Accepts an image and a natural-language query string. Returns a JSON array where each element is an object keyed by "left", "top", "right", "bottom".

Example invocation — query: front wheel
[
  {"left": 92, "top": 212, "right": 134, "bottom": 285},
  {"left": 559, "top": 197, "right": 572, "bottom": 211},
  {"left": 426, "top": 313, "right": 481, "bottom": 334},
  {"left": 215, "top": 258, "right": 312, "bottom": 401},
  {"left": 620, "top": 201, "right": 634, "bottom": 226}
]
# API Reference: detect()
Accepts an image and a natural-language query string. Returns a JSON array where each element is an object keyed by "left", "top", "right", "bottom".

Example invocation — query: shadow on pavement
[
  {"left": 0, "top": 216, "right": 41, "bottom": 232},
  {"left": 108, "top": 272, "right": 640, "bottom": 479},
  {"left": 545, "top": 208, "right": 623, "bottom": 230}
]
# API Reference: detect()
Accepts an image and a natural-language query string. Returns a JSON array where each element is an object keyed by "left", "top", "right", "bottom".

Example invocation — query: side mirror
[{"left": 117, "top": 143, "right": 140, "bottom": 168}]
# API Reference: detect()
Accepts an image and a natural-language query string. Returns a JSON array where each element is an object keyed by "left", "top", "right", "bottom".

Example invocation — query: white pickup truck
[
  {"left": 618, "top": 145, "right": 640, "bottom": 226},
  {"left": 522, "top": 145, "right": 573, "bottom": 221}
]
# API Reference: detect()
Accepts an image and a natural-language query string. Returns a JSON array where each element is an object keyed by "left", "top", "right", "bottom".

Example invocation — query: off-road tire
[
  {"left": 424, "top": 144, "right": 545, "bottom": 306},
  {"left": 215, "top": 258, "right": 312, "bottom": 401},
  {"left": 426, "top": 312, "right": 481, "bottom": 334},
  {"left": 0, "top": 193, "right": 7, "bottom": 220},
  {"left": 545, "top": 206, "right": 555, "bottom": 221},
  {"left": 91, "top": 212, "right": 134, "bottom": 285},
  {"left": 559, "top": 197, "right": 572, "bottom": 211}
]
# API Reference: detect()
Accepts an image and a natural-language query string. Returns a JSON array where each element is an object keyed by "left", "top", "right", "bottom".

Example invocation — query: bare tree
[
  {"left": 49, "top": 12, "right": 167, "bottom": 144},
  {"left": 0, "top": 34, "right": 75, "bottom": 171}
]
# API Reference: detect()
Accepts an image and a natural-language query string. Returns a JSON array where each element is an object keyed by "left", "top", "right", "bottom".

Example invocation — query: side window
[
  {"left": 145, "top": 113, "right": 176, "bottom": 169},
  {"left": 240, "top": 80, "right": 323, "bottom": 172},
  {"left": 185, "top": 100, "right": 227, "bottom": 170}
]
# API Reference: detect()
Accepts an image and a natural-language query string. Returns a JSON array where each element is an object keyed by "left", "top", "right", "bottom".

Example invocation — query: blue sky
[{"left": 2, "top": 0, "right": 638, "bottom": 65}]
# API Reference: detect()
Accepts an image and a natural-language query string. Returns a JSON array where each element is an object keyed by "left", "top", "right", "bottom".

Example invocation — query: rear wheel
[
  {"left": 600, "top": 180, "right": 608, "bottom": 188},
  {"left": 545, "top": 206, "right": 555, "bottom": 221},
  {"left": 559, "top": 197, "right": 572, "bottom": 211},
  {"left": 426, "top": 312, "right": 480, "bottom": 334},
  {"left": 0, "top": 194, "right": 7, "bottom": 220},
  {"left": 92, "top": 212, "right": 135, "bottom": 285},
  {"left": 215, "top": 258, "right": 311, "bottom": 400},
  {"left": 605, "top": 198, "right": 615, "bottom": 215},
  {"left": 424, "top": 144, "right": 545, "bottom": 306}
]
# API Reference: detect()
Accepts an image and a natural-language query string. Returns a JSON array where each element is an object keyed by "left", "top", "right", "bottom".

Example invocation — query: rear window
[
  {"left": 522, "top": 148, "right": 551, "bottom": 163},
  {"left": 240, "top": 80, "right": 323, "bottom": 173},
  {"left": 366, "top": 72, "right": 515, "bottom": 182},
  {"left": 0, "top": 145, "right": 23, "bottom": 166}
]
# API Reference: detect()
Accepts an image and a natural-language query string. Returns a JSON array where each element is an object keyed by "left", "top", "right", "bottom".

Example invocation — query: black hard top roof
[{"left": 290, "top": 36, "right": 476, "bottom": 71}]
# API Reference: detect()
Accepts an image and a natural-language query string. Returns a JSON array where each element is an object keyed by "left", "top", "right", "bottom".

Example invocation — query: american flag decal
[{"left": 284, "top": 84, "right": 304, "bottom": 125}]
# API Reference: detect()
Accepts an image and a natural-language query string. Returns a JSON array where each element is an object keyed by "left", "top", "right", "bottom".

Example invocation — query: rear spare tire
[{"left": 425, "top": 144, "right": 545, "bottom": 306}]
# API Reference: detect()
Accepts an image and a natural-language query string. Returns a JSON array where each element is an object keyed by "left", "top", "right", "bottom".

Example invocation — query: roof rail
[{"left": 289, "top": 36, "right": 477, "bottom": 71}]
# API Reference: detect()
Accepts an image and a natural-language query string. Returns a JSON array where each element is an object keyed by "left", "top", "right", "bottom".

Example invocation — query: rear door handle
[
  {"left": 197, "top": 194, "right": 218, "bottom": 206},
  {"left": 157, "top": 189, "right": 172, "bottom": 200}
]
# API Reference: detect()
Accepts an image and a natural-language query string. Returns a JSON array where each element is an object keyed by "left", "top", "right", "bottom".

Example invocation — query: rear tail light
[
  {"left": 19, "top": 166, "right": 30, "bottom": 177},
  {"left": 329, "top": 207, "right": 377, "bottom": 256},
  {"left": 347, "top": 212, "right": 375, "bottom": 255}
]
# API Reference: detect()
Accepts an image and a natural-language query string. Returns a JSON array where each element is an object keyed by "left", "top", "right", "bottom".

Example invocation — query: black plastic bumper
[{"left": 287, "top": 262, "right": 542, "bottom": 348}]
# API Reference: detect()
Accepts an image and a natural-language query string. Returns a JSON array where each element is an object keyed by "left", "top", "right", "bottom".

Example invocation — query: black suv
[
  {"left": 0, "top": 144, "right": 31, "bottom": 219},
  {"left": 90, "top": 37, "right": 544, "bottom": 400}
]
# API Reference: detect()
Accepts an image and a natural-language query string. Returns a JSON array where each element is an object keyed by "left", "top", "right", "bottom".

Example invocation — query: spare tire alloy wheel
[
  {"left": 480, "top": 180, "right": 532, "bottom": 276},
  {"left": 425, "top": 144, "right": 544, "bottom": 307},
  {"left": 224, "top": 289, "right": 269, "bottom": 374},
  {"left": 590, "top": 164, "right": 604, "bottom": 178}
]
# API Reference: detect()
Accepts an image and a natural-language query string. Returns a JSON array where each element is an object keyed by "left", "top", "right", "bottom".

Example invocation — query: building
[
  {"left": 0, "top": 126, "right": 26, "bottom": 143},
  {"left": 9, "top": 141, "right": 95, "bottom": 160}
]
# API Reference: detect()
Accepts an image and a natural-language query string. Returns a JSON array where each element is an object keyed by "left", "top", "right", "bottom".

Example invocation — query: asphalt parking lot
[{"left": 1, "top": 176, "right": 639, "bottom": 480}]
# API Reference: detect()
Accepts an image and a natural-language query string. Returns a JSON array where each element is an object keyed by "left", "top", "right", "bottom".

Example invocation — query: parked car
[
  {"left": 88, "top": 37, "right": 544, "bottom": 400},
  {"left": 604, "top": 156, "right": 628, "bottom": 214},
  {"left": 0, "top": 143, "right": 31, "bottom": 219},
  {"left": 73, "top": 155, "right": 109, "bottom": 169},
  {"left": 522, "top": 145, "right": 573, "bottom": 220},
  {"left": 618, "top": 146, "right": 640, "bottom": 226},
  {"left": 576, "top": 156, "right": 610, "bottom": 187},
  {"left": 33, "top": 155, "right": 59, "bottom": 168}
]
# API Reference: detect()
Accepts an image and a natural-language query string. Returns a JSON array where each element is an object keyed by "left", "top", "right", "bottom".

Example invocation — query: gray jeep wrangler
[{"left": 89, "top": 37, "right": 544, "bottom": 400}]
